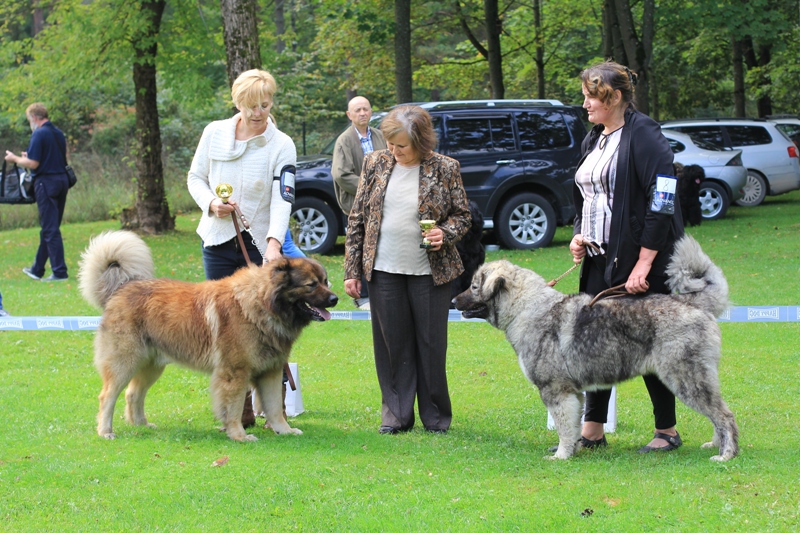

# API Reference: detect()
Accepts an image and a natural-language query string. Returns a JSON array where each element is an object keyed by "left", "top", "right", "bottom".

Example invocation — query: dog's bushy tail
[
  {"left": 666, "top": 235, "right": 729, "bottom": 317},
  {"left": 78, "top": 230, "right": 155, "bottom": 309}
]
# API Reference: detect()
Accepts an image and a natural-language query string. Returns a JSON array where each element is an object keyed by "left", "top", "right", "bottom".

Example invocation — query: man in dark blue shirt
[{"left": 4, "top": 103, "right": 70, "bottom": 281}]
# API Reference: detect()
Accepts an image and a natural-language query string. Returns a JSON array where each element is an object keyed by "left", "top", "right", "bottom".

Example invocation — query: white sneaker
[
  {"left": 22, "top": 267, "right": 41, "bottom": 280},
  {"left": 0, "top": 309, "right": 9, "bottom": 317}
]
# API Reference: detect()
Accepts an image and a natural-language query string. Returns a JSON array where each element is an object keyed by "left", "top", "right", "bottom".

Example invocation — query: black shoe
[
  {"left": 638, "top": 431, "right": 682, "bottom": 454},
  {"left": 379, "top": 426, "right": 399, "bottom": 434},
  {"left": 548, "top": 435, "right": 607, "bottom": 453}
]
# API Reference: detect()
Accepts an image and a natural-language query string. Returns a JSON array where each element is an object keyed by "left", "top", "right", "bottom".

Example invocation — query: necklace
[{"left": 599, "top": 125, "right": 624, "bottom": 149}]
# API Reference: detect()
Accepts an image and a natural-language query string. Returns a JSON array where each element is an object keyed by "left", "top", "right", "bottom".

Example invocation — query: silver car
[
  {"left": 661, "top": 118, "right": 800, "bottom": 206},
  {"left": 661, "top": 129, "right": 747, "bottom": 220}
]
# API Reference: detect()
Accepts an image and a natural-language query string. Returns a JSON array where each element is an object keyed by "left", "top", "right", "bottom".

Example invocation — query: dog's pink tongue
[{"left": 314, "top": 307, "right": 332, "bottom": 321}]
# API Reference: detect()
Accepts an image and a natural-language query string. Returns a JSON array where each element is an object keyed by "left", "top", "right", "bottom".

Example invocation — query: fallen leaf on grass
[{"left": 211, "top": 456, "right": 229, "bottom": 467}]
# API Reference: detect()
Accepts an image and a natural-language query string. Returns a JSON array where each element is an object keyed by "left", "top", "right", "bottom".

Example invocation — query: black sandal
[
  {"left": 638, "top": 431, "right": 682, "bottom": 454},
  {"left": 548, "top": 435, "right": 607, "bottom": 453}
]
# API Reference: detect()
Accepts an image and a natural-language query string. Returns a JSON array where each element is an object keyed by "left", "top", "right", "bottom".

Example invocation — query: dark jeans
[
  {"left": 367, "top": 270, "right": 452, "bottom": 431},
  {"left": 581, "top": 253, "right": 677, "bottom": 430},
  {"left": 31, "top": 175, "right": 69, "bottom": 278},
  {"left": 201, "top": 236, "right": 263, "bottom": 281}
]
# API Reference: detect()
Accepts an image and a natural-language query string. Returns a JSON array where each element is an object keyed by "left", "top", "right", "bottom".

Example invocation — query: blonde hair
[
  {"left": 231, "top": 69, "right": 277, "bottom": 117},
  {"left": 380, "top": 105, "right": 437, "bottom": 157},
  {"left": 580, "top": 60, "right": 637, "bottom": 109},
  {"left": 26, "top": 102, "right": 48, "bottom": 120}
]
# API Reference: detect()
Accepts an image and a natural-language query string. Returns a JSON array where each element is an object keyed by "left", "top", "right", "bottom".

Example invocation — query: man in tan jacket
[
  {"left": 332, "top": 96, "right": 387, "bottom": 216},
  {"left": 332, "top": 96, "right": 387, "bottom": 309}
]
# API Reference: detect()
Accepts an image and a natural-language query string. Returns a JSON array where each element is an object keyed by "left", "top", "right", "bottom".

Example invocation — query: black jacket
[{"left": 573, "top": 107, "right": 684, "bottom": 289}]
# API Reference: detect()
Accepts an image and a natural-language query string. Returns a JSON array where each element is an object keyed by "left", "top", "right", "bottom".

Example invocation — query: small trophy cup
[
  {"left": 215, "top": 183, "right": 234, "bottom": 203},
  {"left": 419, "top": 219, "right": 436, "bottom": 249},
  {"left": 215, "top": 183, "right": 250, "bottom": 230}
]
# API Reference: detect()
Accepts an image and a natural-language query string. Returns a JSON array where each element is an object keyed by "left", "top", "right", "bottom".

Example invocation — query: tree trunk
[
  {"left": 755, "top": 43, "right": 772, "bottom": 117},
  {"left": 602, "top": 0, "right": 614, "bottom": 60},
  {"left": 732, "top": 37, "right": 746, "bottom": 117},
  {"left": 275, "top": 0, "right": 286, "bottom": 54},
  {"left": 394, "top": 0, "right": 413, "bottom": 103},
  {"left": 484, "top": 0, "right": 504, "bottom": 99},
  {"left": 220, "top": 0, "right": 262, "bottom": 87},
  {"left": 741, "top": 36, "right": 773, "bottom": 117},
  {"left": 641, "top": 0, "right": 655, "bottom": 119},
  {"left": 533, "top": 0, "right": 544, "bottom": 98},
  {"left": 612, "top": 0, "right": 648, "bottom": 114},
  {"left": 131, "top": 0, "right": 174, "bottom": 234}
]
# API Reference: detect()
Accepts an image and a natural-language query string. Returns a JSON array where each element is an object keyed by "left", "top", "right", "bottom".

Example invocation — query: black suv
[{"left": 292, "top": 100, "right": 587, "bottom": 254}]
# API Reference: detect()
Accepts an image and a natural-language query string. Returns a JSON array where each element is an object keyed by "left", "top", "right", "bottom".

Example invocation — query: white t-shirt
[{"left": 374, "top": 163, "right": 432, "bottom": 276}]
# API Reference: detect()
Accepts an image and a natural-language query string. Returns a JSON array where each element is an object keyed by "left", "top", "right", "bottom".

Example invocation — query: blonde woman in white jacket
[{"left": 188, "top": 69, "right": 297, "bottom": 280}]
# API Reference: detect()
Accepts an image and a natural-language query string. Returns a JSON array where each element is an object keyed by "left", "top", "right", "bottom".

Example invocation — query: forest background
[{"left": 0, "top": 0, "right": 798, "bottom": 231}]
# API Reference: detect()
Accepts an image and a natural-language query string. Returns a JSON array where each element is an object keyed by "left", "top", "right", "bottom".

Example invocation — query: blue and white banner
[{"left": 1, "top": 307, "right": 799, "bottom": 331}]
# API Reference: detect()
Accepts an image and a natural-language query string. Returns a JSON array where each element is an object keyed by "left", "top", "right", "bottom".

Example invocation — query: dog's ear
[{"left": 481, "top": 265, "right": 507, "bottom": 301}]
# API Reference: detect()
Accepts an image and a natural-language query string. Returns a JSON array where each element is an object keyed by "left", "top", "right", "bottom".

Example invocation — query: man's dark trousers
[{"left": 31, "top": 175, "right": 69, "bottom": 279}]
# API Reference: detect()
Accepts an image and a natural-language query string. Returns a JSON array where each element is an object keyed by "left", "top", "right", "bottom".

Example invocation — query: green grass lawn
[{"left": 1, "top": 192, "right": 799, "bottom": 531}]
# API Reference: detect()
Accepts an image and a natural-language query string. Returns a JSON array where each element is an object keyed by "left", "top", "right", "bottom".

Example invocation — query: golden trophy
[
  {"left": 419, "top": 219, "right": 436, "bottom": 249},
  {"left": 215, "top": 183, "right": 234, "bottom": 203},
  {"left": 215, "top": 183, "right": 250, "bottom": 230}
]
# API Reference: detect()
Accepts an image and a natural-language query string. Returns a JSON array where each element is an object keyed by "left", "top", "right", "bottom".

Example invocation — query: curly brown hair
[{"left": 580, "top": 61, "right": 637, "bottom": 109}]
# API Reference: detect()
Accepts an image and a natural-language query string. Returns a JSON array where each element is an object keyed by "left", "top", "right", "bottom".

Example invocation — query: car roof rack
[
  {"left": 405, "top": 99, "right": 565, "bottom": 110},
  {"left": 766, "top": 114, "right": 800, "bottom": 119}
]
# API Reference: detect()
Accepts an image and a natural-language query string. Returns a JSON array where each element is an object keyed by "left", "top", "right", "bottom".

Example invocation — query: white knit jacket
[{"left": 188, "top": 114, "right": 296, "bottom": 255}]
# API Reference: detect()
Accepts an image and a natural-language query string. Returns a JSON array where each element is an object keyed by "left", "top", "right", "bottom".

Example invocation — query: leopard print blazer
[{"left": 344, "top": 149, "right": 471, "bottom": 286}]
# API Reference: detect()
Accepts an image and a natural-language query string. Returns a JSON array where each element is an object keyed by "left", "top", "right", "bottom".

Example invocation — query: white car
[
  {"left": 661, "top": 118, "right": 800, "bottom": 206},
  {"left": 768, "top": 116, "right": 800, "bottom": 147},
  {"left": 661, "top": 129, "right": 747, "bottom": 220}
]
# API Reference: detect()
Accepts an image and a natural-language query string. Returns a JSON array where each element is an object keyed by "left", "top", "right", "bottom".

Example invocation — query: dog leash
[
  {"left": 546, "top": 240, "right": 632, "bottom": 307},
  {"left": 588, "top": 283, "right": 629, "bottom": 307},
  {"left": 230, "top": 208, "right": 297, "bottom": 393},
  {"left": 547, "top": 241, "right": 602, "bottom": 287}
]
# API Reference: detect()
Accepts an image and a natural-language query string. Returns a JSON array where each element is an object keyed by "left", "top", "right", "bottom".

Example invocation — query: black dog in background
[
  {"left": 451, "top": 200, "right": 486, "bottom": 307},
  {"left": 677, "top": 163, "right": 704, "bottom": 227}
]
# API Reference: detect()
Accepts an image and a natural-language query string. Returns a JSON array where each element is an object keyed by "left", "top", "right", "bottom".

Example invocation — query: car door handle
[{"left": 496, "top": 159, "right": 517, "bottom": 165}]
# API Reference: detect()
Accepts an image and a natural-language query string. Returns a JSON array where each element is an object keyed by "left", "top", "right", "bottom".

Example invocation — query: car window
[
  {"left": 774, "top": 123, "right": 800, "bottom": 145},
  {"left": 671, "top": 126, "right": 725, "bottom": 148},
  {"left": 516, "top": 111, "right": 571, "bottom": 150},
  {"left": 447, "top": 117, "right": 515, "bottom": 154},
  {"left": 667, "top": 138, "right": 686, "bottom": 153},
  {"left": 726, "top": 126, "right": 772, "bottom": 147},
  {"left": 692, "top": 138, "right": 730, "bottom": 151}
]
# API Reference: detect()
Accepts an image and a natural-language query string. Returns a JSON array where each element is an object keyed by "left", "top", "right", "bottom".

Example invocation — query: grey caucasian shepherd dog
[{"left": 453, "top": 235, "right": 739, "bottom": 461}]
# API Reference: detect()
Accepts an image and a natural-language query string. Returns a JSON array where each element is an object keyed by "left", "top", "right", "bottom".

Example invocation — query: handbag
[
  {"left": 53, "top": 130, "right": 77, "bottom": 188},
  {"left": 0, "top": 160, "right": 36, "bottom": 204},
  {"left": 65, "top": 164, "right": 77, "bottom": 188}
]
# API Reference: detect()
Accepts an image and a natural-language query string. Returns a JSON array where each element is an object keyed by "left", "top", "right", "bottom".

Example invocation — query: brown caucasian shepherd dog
[{"left": 78, "top": 230, "right": 338, "bottom": 442}]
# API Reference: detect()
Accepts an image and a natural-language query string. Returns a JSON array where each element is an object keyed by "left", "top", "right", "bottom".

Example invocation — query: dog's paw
[
  {"left": 709, "top": 454, "right": 730, "bottom": 462},
  {"left": 274, "top": 427, "right": 302, "bottom": 435},
  {"left": 243, "top": 434, "right": 258, "bottom": 442},
  {"left": 100, "top": 432, "right": 116, "bottom": 440},
  {"left": 700, "top": 441, "right": 715, "bottom": 449},
  {"left": 545, "top": 454, "right": 568, "bottom": 460}
]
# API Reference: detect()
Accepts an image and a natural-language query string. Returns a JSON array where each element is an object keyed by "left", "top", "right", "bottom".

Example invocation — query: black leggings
[{"left": 580, "top": 253, "right": 677, "bottom": 430}]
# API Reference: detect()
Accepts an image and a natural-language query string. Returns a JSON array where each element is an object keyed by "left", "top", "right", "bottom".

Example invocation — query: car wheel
[
  {"left": 735, "top": 170, "right": 767, "bottom": 207},
  {"left": 291, "top": 197, "right": 339, "bottom": 255},
  {"left": 698, "top": 181, "right": 730, "bottom": 220},
  {"left": 495, "top": 192, "right": 557, "bottom": 250}
]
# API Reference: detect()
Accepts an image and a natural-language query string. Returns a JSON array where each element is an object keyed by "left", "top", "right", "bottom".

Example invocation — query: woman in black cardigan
[{"left": 569, "top": 61, "right": 685, "bottom": 453}]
